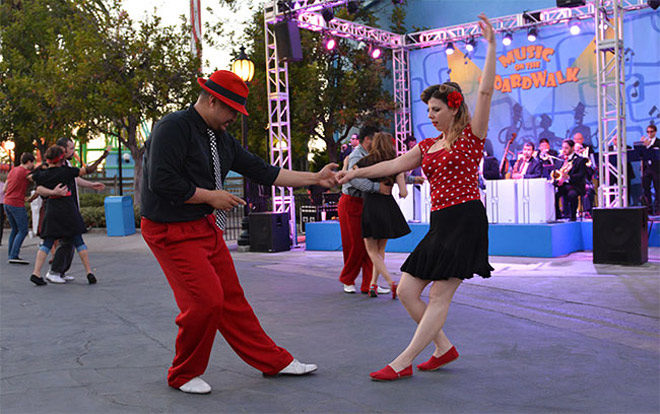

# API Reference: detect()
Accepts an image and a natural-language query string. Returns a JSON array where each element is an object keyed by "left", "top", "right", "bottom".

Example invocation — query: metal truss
[
  {"left": 392, "top": 47, "right": 411, "bottom": 155},
  {"left": 267, "top": 0, "right": 352, "bottom": 17},
  {"left": 296, "top": 12, "right": 402, "bottom": 47},
  {"left": 595, "top": 0, "right": 628, "bottom": 208},
  {"left": 264, "top": 8, "right": 297, "bottom": 244},
  {"left": 405, "top": 0, "right": 646, "bottom": 48}
]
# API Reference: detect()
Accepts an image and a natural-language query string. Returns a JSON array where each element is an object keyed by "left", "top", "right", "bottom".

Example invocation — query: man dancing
[{"left": 141, "top": 70, "right": 337, "bottom": 394}]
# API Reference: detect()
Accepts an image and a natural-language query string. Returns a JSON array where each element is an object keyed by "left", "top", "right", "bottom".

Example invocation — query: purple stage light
[
  {"left": 324, "top": 37, "right": 337, "bottom": 51},
  {"left": 569, "top": 20, "right": 581, "bottom": 35},
  {"left": 527, "top": 27, "right": 538, "bottom": 42},
  {"left": 502, "top": 32, "right": 512, "bottom": 46},
  {"left": 465, "top": 38, "right": 476, "bottom": 52},
  {"left": 370, "top": 47, "right": 382, "bottom": 59}
]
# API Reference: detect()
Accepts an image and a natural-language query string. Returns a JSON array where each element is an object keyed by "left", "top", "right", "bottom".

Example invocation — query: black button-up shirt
[{"left": 141, "top": 105, "right": 280, "bottom": 223}]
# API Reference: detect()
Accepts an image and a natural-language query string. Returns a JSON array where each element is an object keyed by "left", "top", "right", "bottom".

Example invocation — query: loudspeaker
[
  {"left": 556, "top": 0, "right": 586, "bottom": 6},
  {"left": 249, "top": 212, "right": 291, "bottom": 252},
  {"left": 593, "top": 207, "right": 648, "bottom": 265},
  {"left": 273, "top": 20, "right": 303, "bottom": 62}
]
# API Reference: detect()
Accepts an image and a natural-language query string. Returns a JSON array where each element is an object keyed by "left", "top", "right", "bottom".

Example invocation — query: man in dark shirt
[
  {"left": 141, "top": 70, "right": 337, "bottom": 394},
  {"left": 641, "top": 124, "right": 660, "bottom": 214}
]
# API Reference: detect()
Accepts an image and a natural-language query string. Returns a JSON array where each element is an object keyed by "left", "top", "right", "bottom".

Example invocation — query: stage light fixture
[
  {"left": 369, "top": 45, "right": 382, "bottom": 59},
  {"left": 556, "top": 0, "right": 586, "bottom": 7},
  {"left": 569, "top": 19, "right": 581, "bottom": 35},
  {"left": 502, "top": 32, "right": 513, "bottom": 46},
  {"left": 347, "top": 0, "right": 360, "bottom": 14},
  {"left": 321, "top": 7, "right": 334, "bottom": 23},
  {"left": 527, "top": 27, "right": 538, "bottom": 42},
  {"left": 465, "top": 38, "right": 476, "bottom": 52},
  {"left": 445, "top": 42, "right": 455, "bottom": 55},
  {"left": 648, "top": 0, "right": 660, "bottom": 9},
  {"left": 324, "top": 37, "right": 337, "bottom": 51}
]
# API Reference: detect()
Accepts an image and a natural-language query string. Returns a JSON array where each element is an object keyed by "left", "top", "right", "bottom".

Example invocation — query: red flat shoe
[
  {"left": 417, "top": 346, "right": 459, "bottom": 371},
  {"left": 370, "top": 364, "right": 412, "bottom": 381},
  {"left": 391, "top": 282, "right": 397, "bottom": 300}
]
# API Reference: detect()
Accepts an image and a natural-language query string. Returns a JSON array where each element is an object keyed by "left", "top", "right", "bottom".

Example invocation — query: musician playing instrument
[
  {"left": 536, "top": 138, "right": 561, "bottom": 179},
  {"left": 510, "top": 142, "right": 543, "bottom": 179},
  {"left": 554, "top": 139, "right": 589, "bottom": 221}
]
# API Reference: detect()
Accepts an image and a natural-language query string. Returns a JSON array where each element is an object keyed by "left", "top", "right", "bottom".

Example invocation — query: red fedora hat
[{"left": 197, "top": 70, "right": 249, "bottom": 116}]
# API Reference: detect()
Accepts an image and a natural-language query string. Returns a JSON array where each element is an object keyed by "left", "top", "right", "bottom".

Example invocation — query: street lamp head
[{"left": 231, "top": 46, "right": 255, "bottom": 83}]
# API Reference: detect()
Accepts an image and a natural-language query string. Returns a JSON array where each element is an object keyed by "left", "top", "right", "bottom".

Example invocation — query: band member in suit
[
  {"left": 640, "top": 124, "right": 660, "bottom": 214},
  {"left": 510, "top": 142, "right": 543, "bottom": 179},
  {"left": 554, "top": 139, "right": 589, "bottom": 221},
  {"left": 537, "top": 138, "right": 560, "bottom": 179},
  {"left": 481, "top": 149, "right": 501, "bottom": 180}
]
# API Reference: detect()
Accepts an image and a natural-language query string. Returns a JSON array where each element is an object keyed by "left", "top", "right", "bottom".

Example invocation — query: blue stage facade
[{"left": 305, "top": 220, "right": 660, "bottom": 258}]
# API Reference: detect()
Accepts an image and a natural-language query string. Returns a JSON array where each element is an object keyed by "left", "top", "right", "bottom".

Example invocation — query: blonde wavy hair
[{"left": 421, "top": 82, "right": 471, "bottom": 150}]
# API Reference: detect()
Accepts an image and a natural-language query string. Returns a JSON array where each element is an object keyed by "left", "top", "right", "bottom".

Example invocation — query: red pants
[
  {"left": 142, "top": 215, "right": 293, "bottom": 388},
  {"left": 337, "top": 194, "right": 372, "bottom": 292}
]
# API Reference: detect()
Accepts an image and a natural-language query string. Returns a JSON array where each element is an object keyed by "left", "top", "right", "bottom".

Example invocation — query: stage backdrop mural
[{"left": 410, "top": 9, "right": 660, "bottom": 165}]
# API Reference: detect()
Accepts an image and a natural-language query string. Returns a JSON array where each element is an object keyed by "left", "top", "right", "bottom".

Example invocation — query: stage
[{"left": 305, "top": 219, "right": 660, "bottom": 258}]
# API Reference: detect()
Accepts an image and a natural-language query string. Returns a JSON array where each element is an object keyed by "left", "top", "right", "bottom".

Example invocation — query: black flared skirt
[
  {"left": 400, "top": 200, "right": 493, "bottom": 280},
  {"left": 362, "top": 193, "right": 411, "bottom": 240}
]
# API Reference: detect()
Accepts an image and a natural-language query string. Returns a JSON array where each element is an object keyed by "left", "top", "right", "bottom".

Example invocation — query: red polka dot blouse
[{"left": 418, "top": 124, "right": 485, "bottom": 212}]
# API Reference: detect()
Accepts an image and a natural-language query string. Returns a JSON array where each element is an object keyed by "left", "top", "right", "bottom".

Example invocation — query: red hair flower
[{"left": 447, "top": 91, "right": 463, "bottom": 109}]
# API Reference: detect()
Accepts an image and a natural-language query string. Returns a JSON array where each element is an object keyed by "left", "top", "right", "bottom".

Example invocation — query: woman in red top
[{"left": 338, "top": 13, "right": 496, "bottom": 381}]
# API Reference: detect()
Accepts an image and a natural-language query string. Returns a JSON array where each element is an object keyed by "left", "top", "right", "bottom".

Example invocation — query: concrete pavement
[{"left": 1, "top": 230, "right": 659, "bottom": 413}]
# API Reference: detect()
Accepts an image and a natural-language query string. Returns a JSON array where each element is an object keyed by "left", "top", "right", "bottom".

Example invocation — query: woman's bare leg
[
  {"left": 77, "top": 249, "right": 93, "bottom": 274},
  {"left": 364, "top": 238, "right": 384, "bottom": 287},
  {"left": 32, "top": 250, "right": 48, "bottom": 277},
  {"left": 392, "top": 276, "right": 462, "bottom": 370},
  {"left": 375, "top": 239, "right": 393, "bottom": 285}
]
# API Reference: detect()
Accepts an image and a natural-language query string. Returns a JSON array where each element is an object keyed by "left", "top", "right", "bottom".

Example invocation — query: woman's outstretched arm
[
  {"left": 471, "top": 13, "right": 496, "bottom": 140},
  {"left": 337, "top": 146, "right": 422, "bottom": 185}
]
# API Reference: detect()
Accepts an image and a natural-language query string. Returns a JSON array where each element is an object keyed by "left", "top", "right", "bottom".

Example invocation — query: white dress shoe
[
  {"left": 376, "top": 286, "right": 391, "bottom": 294},
  {"left": 178, "top": 377, "right": 211, "bottom": 394},
  {"left": 278, "top": 359, "right": 318, "bottom": 376},
  {"left": 343, "top": 284, "right": 356, "bottom": 294}
]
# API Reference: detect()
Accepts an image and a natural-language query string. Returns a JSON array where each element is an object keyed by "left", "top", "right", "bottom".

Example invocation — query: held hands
[
  {"left": 335, "top": 169, "right": 355, "bottom": 185},
  {"left": 316, "top": 163, "right": 340, "bottom": 188},
  {"left": 478, "top": 13, "right": 495, "bottom": 44},
  {"left": 207, "top": 189, "right": 246, "bottom": 211}
]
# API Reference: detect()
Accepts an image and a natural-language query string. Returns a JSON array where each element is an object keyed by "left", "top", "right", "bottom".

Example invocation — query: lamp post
[
  {"left": 231, "top": 46, "right": 255, "bottom": 247},
  {"left": 4, "top": 140, "right": 15, "bottom": 169}
]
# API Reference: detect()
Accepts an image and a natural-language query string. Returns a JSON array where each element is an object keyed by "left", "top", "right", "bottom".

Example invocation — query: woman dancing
[
  {"left": 356, "top": 132, "right": 411, "bottom": 298},
  {"left": 338, "top": 13, "right": 496, "bottom": 381},
  {"left": 28, "top": 145, "right": 99, "bottom": 286}
]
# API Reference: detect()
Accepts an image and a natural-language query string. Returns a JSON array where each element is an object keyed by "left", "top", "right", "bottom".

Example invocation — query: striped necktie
[{"left": 207, "top": 128, "right": 227, "bottom": 230}]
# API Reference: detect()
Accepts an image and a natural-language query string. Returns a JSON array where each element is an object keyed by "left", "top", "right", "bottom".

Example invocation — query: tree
[
  {"left": 69, "top": 0, "right": 199, "bottom": 203},
  {"left": 0, "top": 0, "right": 108, "bottom": 162},
  {"left": 2, "top": 0, "right": 202, "bottom": 203}
]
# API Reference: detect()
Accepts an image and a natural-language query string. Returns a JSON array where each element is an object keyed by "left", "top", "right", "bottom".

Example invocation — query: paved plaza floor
[{"left": 1, "top": 230, "right": 659, "bottom": 413}]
